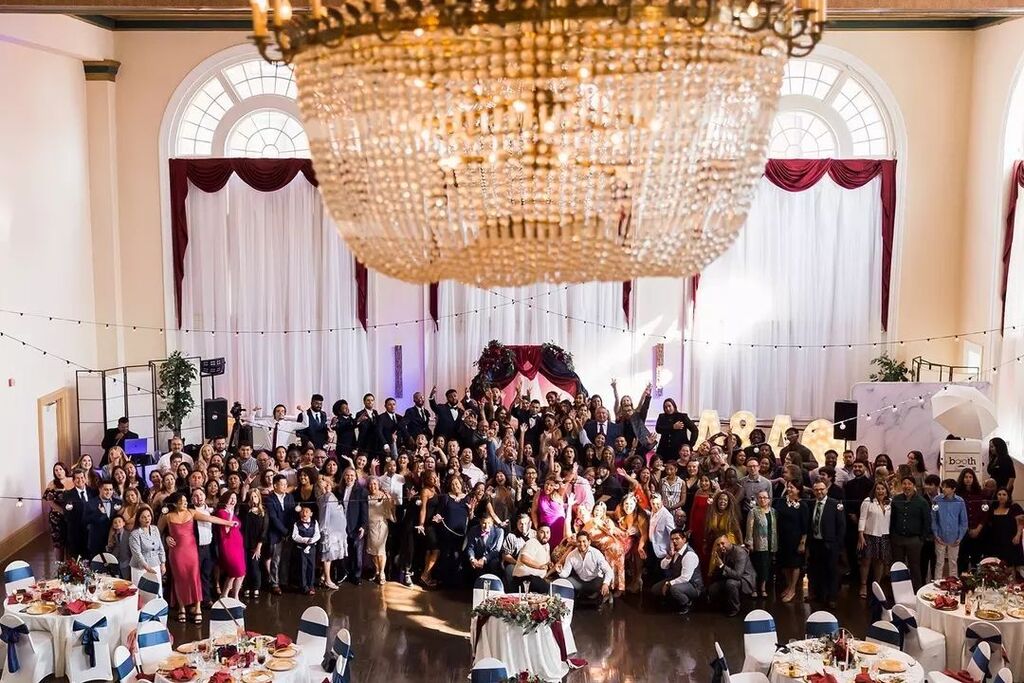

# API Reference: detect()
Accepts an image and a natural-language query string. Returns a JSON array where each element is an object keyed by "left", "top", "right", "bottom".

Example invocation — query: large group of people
[{"left": 40, "top": 380, "right": 1023, "bottom": 621}]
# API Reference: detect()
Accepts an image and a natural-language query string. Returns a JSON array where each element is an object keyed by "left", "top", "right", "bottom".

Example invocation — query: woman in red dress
[
  {"left": 158, "top": 492, "right": 236, "bottom": 623},
  {"left": 687, "top": 474, "right": 716, "bottom": 569},
  {"left": 214, "top": 491, "right": 247, "bottom": 600}
]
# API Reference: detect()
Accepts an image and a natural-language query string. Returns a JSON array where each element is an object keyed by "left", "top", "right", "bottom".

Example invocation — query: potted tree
[
  {"left": 868, "top": 351, "right": 910, "bottom": 382},
  {"left": 157, "top": 351, "right": 198, "bottom": 436}
]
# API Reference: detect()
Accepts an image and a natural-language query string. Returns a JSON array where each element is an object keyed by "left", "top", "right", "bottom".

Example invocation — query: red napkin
[
  {"left": 169, "top": 667, "right": 196, "bottom": 682},
  {"left": 941, "top": 671, "right": 977, "bottom": 683},
  {"left": 114, "top": 586, "right": 137, "bottom": 598},
  {"left": 244, "top": 631, "right": 261, "bottom": 639},
  {"left": 807, "top": 674, "right": 839, "bottom": 683},
  {"left": 854, "top": 673, "right": 874, "bottom": 683},
  {"left": 273, "top": 634, "right": 292, "bottom": 649},
  {"left": 6, "top": 595, "right": 17, "bottom": 605},
  {"left": 208, "top": 671, "right": 233, "bottom": 683},
  {"left": 64, "top": 599, "right": 89, "bottom": 615}
]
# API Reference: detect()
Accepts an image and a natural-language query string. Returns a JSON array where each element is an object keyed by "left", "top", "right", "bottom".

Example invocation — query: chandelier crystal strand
[{"left": 252, "top": 0, "right": 824, "bottom": 286}]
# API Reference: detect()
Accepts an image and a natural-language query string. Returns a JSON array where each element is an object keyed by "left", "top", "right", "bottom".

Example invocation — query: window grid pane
[
  {"left": 175, "top": 78, "right": 233, "bottom": 156},
  {"left": 224, "top": 61, "right": 297, "bottom": 100},
  {"left": 769, "top": 111, "right": 837, "bottom": 159},
  {"left": 227, "top": 109, "right": 310, "bottom": 158}
]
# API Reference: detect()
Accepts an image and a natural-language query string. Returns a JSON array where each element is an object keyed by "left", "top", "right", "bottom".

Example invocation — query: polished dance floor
[{"left": 9, "top": 536, "right": 873, "bottom": 682}]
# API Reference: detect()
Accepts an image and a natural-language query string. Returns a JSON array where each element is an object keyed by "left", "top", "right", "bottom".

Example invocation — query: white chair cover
[
  {"left": 871, "top": 581, "right": 894, "bottom": 622},
  {"left": 134, "top": 621, "right": 172, "bottom": 675},
  {"left": 113, "top": 645, "right": 137, "bottom": 683},
  {"left": 4, "top": 561, "right": 35, "bottom": 594},
  {"left": 133, "top": 569, "right": 162, "bottom": 607},
  {"left": 549, "top": 579, "right": 576, "bottom": 655},
  {"left": 470, "top": 657, "right": 507, "bottom": 683},
  {"left": 296, "top": 606, "right": 329, "bottom": 668},
  {"left": 0, "top": 613, "right": 55, "bottom": 683},
  {"left": 805, "top": 611, "right": 839, "bottom": 638},
  {"left": 979, "top": 557, "right": 1001, "bottom": 566},
  {"left": 741, "top": 609, "right": 777, "bottom": 674},
  {"left": 966, "top": 642, "right": 992, "bottom": 681},
  {"left": 892, "top": 604, "right": 946, "bottom": 673},
  {"left": 865, "top": 620, "right": 902, "bottom": 648},
  {"left": 90, "top": 554, "right": 121, "bottom": 577},
  {"left": 472, "top": 574, "right": 504, "bottom": 609},
  {"left": 68, "top": 610, "right": 112, "bottom": 683},
  {"left": 890, "top": 561, "right": 916, "bottom": 609},
  {"left": 138, "top": 597, "right": 169, "bottom": 626},
  {"left": 209, "top": 598, "right": 246, "bottom": 637},
  {"left": 994, "top": 666, "right": 1013, "bottom": 683},
  {"left": 332, "top": 628, "right": 353, "bottom": 683},
  {"left": 712, "top": 642, "right": 769, "bottom": 683},
  {"left": 964, "top": 620, "right": 1005, "bottom": 678}
]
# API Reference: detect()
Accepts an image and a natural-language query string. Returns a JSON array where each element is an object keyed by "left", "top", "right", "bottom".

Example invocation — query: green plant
[
  {"left": 157, "top": 351, "right": 198, "bottom": 436},
  {"left": 868, "top": 352, "right": 910, "bottom": 382}
]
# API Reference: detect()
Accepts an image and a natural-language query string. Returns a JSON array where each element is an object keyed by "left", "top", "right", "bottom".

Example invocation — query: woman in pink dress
[
  {"left": 532, "top": 477, "right": 567, "bottom": 547},
  {"left": 214, "top": 490, "right": 246, "bottom": 599},
  {"left": 158, "top": 491, "right": 236, "bottom": 623}
]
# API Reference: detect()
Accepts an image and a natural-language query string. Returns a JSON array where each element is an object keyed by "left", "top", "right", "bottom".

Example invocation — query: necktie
[
  {"left": 814, "top": 501, "right": 824, "bottom": 535},
  {"left": 421, "top": 409, "right": 427, "bottom": 421},
  {"left": 599, "top": 423, "right": 605, "bottom": 435},
  {"left": 80, "top": 490, "right": 86, "bottom": 502}
]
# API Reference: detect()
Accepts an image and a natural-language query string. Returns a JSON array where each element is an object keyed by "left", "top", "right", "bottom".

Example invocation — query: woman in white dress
[
  {"left": 316, "top": 478, "right": 347, "bottom": 589},
  {"left": 366, "top": 478, "right": 395, "bottom": 584}
]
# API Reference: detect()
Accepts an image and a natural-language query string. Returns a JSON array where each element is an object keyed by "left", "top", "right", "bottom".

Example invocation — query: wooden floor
[{"left": 7, "top": 536, "right": 873, "bottom": 682}]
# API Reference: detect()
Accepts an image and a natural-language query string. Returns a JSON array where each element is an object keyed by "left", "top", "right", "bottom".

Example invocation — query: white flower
[
  {"left": 113, "top": 504, "right": 122, "bottom": 511},
  {"left": 294, "top": 505, "right": 302, "bottom": 512},
  {"left": 65, "top": 503, "right": 74, "bottom": 511},
  {"left": 836, "top": 503, "right": 844, "bottom": 511},
  {"left": 932, "top": 504, "right": 940, "bottom": 512},
  {"left": 161, "top": 506, "right": 169, "bottom": 514},
  {"left": 982, "top": 504, "right": 990, "bottom": 512}
]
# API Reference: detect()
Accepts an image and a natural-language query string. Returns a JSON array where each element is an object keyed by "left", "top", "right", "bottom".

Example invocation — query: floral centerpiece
[
  {"left": 506, "top": 675, "right": 545, "bottom": 683},
  {"left": 472, "top": 594, "right": 568, "bottom": 634},
  {"left": 475, "top": 340, "right": 517, "bottom": 379},
  {"left": 961, "top": 560, "right": 1017, "bottom": 592},
  {"left": 56, "top": 558, "right": 94, "bottom": 585}
]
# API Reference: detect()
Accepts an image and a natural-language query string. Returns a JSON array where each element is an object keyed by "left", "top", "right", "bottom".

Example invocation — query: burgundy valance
[
  {"left": 1001, "top": 160, "right": 1024, "bottom": 331},
  {"left": 690, "top": 158, "right": 897, "bottom": 331},
  {"left": 169, "top": 158, "right": 367, "bottom": 330}
]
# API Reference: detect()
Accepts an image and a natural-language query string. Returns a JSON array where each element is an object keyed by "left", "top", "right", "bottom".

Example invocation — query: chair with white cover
[
  {"left": 328, "top": 628, "right": 353, "bottom": 683},
  {"left": 870, "top": 581, "right": 894, "bottom": 623},
  {"left": 549, "top": 579, "right": 577, "bottom": 655},
  {"left": 68, "top": 610, "right": 112, "bottom": 683},
  {"left": 470, "top": 657, "right": 507, "bottom": 683},
  {"left": 865, "top": 620, "right": 902, "bottom": 649},
  {"left": 964, "top": 621, "right": 1005, "bottom": 679},
  {"left": 134, "top": 621, "right": 172, "bottom": 675},
  {"left": 927, "top": 642, "right": 990, "bottom": 683},
  {"left": 472, "top": 574, "right": 504, "bottom": 609},
  {"left": 90, "top": 553, "right": 120, "bottom": 577},
  {"left": 3, "top": 561, "right": 35, "bottom": 595},
  {"left": 0, "top": 612, "right": 55, "bottom": 683},
  {"left": 711, "top": 642, "right": 770, "bottom": 683},
  {"left": 993, "top": 667, "right": 1013, "bottom": 683},
  {"left": 134, "top": 570, "right": 162, "bottom": 607},
  {"left": 209, "top": 598, "right": 246, "bottom": 637},
  {"left": 741, "top": 610, "right": 777, "bottom": 674},
  {"left": 805, "top": 611, "right": 839, "bottom": 639},
  {"left": 890, "top": 561, "right": 917, "bottom": 609},
  {"left": 892, "top": 604, "right": 946, "bottom": 673},
  {"left": 138, "top": 597, "right": 169, "bottom": 626},
  {"left": 296, "top": 606, "right": 329, "bottom": 668},
  {"left": 113, "top": 645, "right": 137, "bottom": 683}
]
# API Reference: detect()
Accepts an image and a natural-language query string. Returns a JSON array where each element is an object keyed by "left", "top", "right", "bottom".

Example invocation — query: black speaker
[
  {"left": 833, "top": 400, "right": 858, "bottom": 440},
  {"left": 204, "top": 398, "right": 229, "bottom": 439}
]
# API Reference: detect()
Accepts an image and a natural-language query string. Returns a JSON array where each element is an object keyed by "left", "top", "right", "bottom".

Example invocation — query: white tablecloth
[
  {"left": 769, "top": 638, "right": 923, "bottom": 683},
  {"left": 916, "top": 585, "right": 1024, "bottom": 678},
  {"left": 156, "top": 640, "right": 310, "bottom": 683},
  {"left": 472, "top": 613, "right": 571, "bottom": 682},
  {"left": 6, "top": 589, "right": 138, "bottom": 676}
]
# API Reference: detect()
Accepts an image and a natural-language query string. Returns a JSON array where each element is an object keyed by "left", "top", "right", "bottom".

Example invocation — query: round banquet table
[
  {"left": 471, "top": 595, "right": 572, "bottom": 683},
  {"left": 769, "top": 638, "right": 924, "bottom": 683},
  {"left": 155, "top": 639, "right": 309, "bottom": 683},
  {"left": 916, "top": 584, "right": 1024, "bottom": 679},
  {"left": 5, "top": 579, "right": 139, "bottom": 676}
]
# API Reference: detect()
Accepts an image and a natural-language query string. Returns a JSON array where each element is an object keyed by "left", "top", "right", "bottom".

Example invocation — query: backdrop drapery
[
  {"left": 1001, "top": 160, "right": 1024, "bottom": 331},
  {"left": 686, "top": 170, "right": 885, "bottom": 419},
  {"left": 468, "top": 344, "right": 587, "bottom": 398},
  {"left": 169, "top": 158, "right": 368, "bottom": 330},
  {"left": 177, "top": 173, "right": 370, "bottom": 408},
  {"left": 996, "top": 164, "right": 1024, "bottom": 456}
]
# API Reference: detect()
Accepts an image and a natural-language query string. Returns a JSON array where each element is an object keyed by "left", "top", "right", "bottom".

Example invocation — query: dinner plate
[
  {"left": 213, "top": 635, "right": 236, "bottom": 646},
  {"left": 265, "top": 659, "right": 295, "bottom": 672},
  {"left": 158, "top": 655, "right": 190, "bottom": 671},
  {"left": 25, "top": 601, "right": 57, "bottom": 615},
  {"left": 99, "top": 590, "right": 120, "bottom": 602},
  {"left": 920, "top": 592, "right": 937, "bottom": 601},
  {"left": 176, "top": 642, "right": 199, "bottom": 654},
  {"left": 270, "top": 646, "right": 296, "bottom": 659},
  {"left": 1007, "top": 608, "right": 1024, "bottom": 619},
  {"left": 855, "top": 642, "right": 881, "bottom": 655},
  {"left": 935, "top": 602, "right": 960, "bottom": 611},
  {"left": 241, "top": 671, "right": 274, "bottom": 683},
  {"left": 977, "top": 609, "right": 1005, "bottom": 621},
  {"left": 878, "top": 659, "right": 907, "bottom": 673}
]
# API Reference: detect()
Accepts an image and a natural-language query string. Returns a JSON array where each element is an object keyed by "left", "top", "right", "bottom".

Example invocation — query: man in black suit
[
  {"left": 355, "top": 393, "right": 384, "bottom": 455},
  {"left": 65, "top": 468, "right": 96, "bottom": 559},
  {"left": 296, "top": 394, "right": 330, "bottom": 449},
  {"left": 339, "top": 467, "right": 369, "bottom": 585},
  {"left": 101, "top": 416, "right": 138, "bottom": 465},
  {"left": 378, "top": 397, "right": 403, "bottom": 454},
  {"left": 807, "top": 479, "right": 846, "bottom": 608},
  {"left": 331, "top": 400, "right": 357, "bottom": 455},
  {"left": 707, "top": 536, "right": 756, "bottom": 617},
  {"left": 584, "top": 407, "right": 621, "bottom": 444},
  {"left": 263, "top": 475, "right": 296, "bottom": 594},
  {"left": 85, "top": 481, "right": 121, "bottom": 558},
  {"left": 429, "top": 387, "right": 464, "bottom": 440},
  {"left": 842, "top": 459, "right": 874, "bottom": 587},
  {"left": 402, "top": 392, "right": 432, "bottom": 444}
]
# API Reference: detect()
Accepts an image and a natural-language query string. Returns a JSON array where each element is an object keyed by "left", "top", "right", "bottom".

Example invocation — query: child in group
[
  {"left": 106, "top": 515, "right": 132, "bottom": 579},
  {"left": 291, "top": 505, "right": 321, "bottom": 595}
]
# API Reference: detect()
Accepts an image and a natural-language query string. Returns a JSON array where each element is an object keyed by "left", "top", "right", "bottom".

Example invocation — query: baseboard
[{"left": 0, "top": 515, "right": 46, "bottom": 566}]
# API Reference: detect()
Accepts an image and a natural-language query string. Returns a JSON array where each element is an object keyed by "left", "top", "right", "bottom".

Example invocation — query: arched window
[
  {"left": 769, "top": 55, "right": 894, "bottom": 159},
  {"left": 172, "top": 55, "right": 308, "bottom": 158}
]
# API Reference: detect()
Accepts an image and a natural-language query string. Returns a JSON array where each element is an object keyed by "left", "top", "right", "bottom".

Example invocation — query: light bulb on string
[{"left": 16, "top": 498, "right": 23, "bottom": 507}]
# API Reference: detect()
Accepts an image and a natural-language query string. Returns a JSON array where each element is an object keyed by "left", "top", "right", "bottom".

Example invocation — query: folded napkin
[
  {"left": 941, "top": 671, "right": 977, "bottom": 683},
  {"left": 244, "top": 631, "right": 261, "bottom": 639},
  {"left": 114, "top": 586, "right": 137, "bottom": 598},
  {"left": 209, "top": 671, "right": 233, "bottom": 683},
  {"left": 854, "top": 673, "right": 875, "bottom": 683},
  {"left": 168, "top": 667, "right": 196, "bottom": 682},
  {"left": 807, "top": 674, "right": 839, "bottom": 683},
  {"left": 273, "top": 634, "right": 292, "bottom": 649},
  {"left": 41, "top": 589, "right": 63, "bottom": 602},
  {"left": 6, "top": 595, "right": 17, "bottom": 605},
  {"left": 63, "top": 599, "right": 90, "bottom": 615}
]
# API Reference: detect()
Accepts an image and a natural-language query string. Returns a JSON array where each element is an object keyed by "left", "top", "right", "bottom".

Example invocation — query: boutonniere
[
  {"left": 65, "top": 503, "right": 74, "bottom": 511},
  {"left": 982, "top": 503, "right": 990, "bottom": 512},
  {"left": 161, "top": 506, "right": 169, "bottom": 515},
  {"left": 836, "top": 503, "right": 844, "bottom": 511},
  {"left": 113, "top": 504, "right": 122, "bottom": 511}
]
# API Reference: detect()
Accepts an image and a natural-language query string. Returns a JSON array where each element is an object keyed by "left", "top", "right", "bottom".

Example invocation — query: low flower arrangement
[
  {"left": 472, "top": 594, "right": 568, "bottom": 634},
  {"left": 507, "top": 674, "right": 545, "bottom": 682},
  {"left": 961, "top": 560, "right": 1017, "bottom": 591},
  {"left": 56, "top": 558, "right": 94, "bottom": 585}
]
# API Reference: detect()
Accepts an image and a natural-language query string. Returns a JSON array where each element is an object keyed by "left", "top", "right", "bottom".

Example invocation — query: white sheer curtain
[
  {"left": 430, "top": 282, "right": 635, "bottom": 393},
  {"left": 178, "top": 175, "right": 370, "bottom": 408},
  {"left": 996, "top": 196, "right": 1024, "bottom": 451},
  {"left": 686, "top": 175, "right": 883, "bottom": 419}
]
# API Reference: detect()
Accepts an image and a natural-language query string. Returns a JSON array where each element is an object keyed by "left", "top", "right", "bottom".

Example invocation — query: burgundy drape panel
[
  {"left": 169, "top": 157, "right": 368, "bottom": 330},
  {"left": 1001, "top": 161, "right": 1024, "bottom": 331}
]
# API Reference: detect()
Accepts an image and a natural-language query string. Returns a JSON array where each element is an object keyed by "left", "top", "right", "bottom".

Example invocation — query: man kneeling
[
  {"left": 558, "top": 531, "right": 613, "bottom": 606},
  {"left": 708, "top": 535, "right": 756, "bottom": 617},
  {"left": 650, "top": 528, "right": 703, "bottom": 614}
]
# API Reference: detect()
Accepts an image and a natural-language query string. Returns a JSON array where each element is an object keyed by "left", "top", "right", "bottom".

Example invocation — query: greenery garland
[{"left": 472, "top": 594, "right": 568, "bottom": 634}]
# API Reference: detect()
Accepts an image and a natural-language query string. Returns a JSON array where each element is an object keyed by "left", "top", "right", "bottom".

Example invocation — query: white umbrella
[{"left": 930, "top": 385, "right": 998, "bottom": 439}]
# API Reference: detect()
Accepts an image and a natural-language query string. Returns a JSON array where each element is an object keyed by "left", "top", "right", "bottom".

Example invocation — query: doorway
[{"left": 37, "top": 388, "right": 74, "bottom": 488}]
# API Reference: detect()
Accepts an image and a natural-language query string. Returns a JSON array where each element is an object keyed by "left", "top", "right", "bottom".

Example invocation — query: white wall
[{"left": 0, "top": 17, "right": 109, "bottom": 543}]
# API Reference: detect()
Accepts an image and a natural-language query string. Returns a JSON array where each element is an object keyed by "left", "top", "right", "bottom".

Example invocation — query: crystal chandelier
[{"left": 248, "top": 0, "right": 826, "bottom": 286}]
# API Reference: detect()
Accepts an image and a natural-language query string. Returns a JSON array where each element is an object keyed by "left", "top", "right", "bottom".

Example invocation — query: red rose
[{"left": 531, "top": 608, "right": 549, "bottom": 622}]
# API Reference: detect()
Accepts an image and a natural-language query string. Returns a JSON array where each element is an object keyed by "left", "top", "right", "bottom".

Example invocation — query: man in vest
[{"left": 649, "top": 528, "right": 703, "bottom": 615}]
